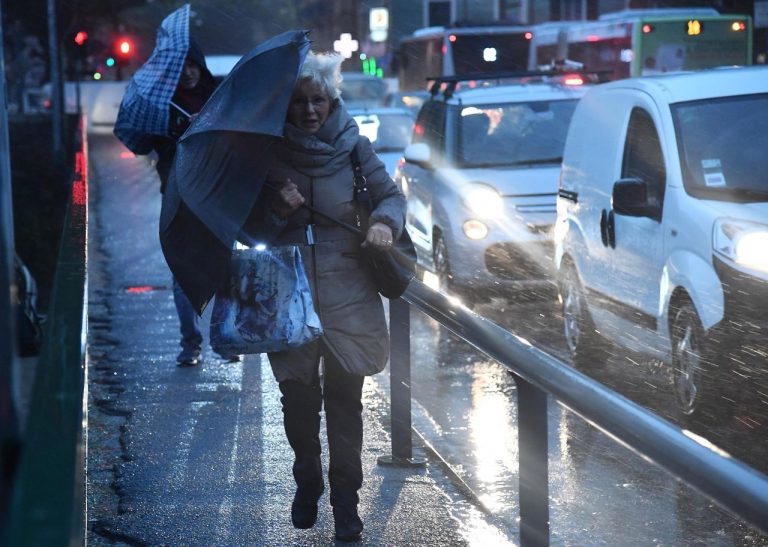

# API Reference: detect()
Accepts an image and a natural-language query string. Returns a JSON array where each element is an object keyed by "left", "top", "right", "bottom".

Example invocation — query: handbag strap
[{"left": 350, "top": 147, "right": 374, "bottom": 215}]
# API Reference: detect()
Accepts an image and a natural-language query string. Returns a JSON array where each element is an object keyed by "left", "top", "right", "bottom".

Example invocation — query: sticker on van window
[{"left": 701, "top": 158, "right": 726, "bottom": 187}]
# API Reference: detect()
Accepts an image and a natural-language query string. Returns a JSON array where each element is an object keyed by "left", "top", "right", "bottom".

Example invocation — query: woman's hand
[
  {"left": 271, "top": 178, "right": 305, "bottom": 218},
  {"left": 362, "top": 222, "right": 394, "bottom": 251}
]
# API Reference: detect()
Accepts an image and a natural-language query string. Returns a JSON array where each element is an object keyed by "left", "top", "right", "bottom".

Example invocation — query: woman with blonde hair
[{"left": 245, "top": 51, "right": 406, "bottom": 542}]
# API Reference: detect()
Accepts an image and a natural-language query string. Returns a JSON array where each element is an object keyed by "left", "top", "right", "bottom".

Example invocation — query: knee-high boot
[
  {"left": 279, "top": 380, "right": 324, "bottom": 528},
  {"left": 323, "top": 353, "right": 365, "bottom": 541}
]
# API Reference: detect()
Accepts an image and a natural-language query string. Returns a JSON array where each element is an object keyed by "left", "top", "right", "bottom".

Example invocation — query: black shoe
[
  {"left": 176, "top": 348, "right": 201, "bottom": 367},
  {"left": 333, "top": 506, "right": 363, "bottom": 542},
  {"left": 291, "top": 487, "right": 322, "bottom": 529}
]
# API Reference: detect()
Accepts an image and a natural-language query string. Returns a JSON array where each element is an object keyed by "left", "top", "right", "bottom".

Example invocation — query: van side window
[{"left": 622, "top": 108, "right": 666, "bottom": 208}]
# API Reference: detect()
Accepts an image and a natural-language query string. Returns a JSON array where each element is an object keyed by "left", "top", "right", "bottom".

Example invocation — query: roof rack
[{"left": 426, "top": 65, "right": 610, "bottom": 99}]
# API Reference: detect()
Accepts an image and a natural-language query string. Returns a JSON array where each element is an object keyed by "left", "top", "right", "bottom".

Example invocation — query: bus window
[
  {"left": 397, "top": 26, "right": 533, "bottom": 90},
  {"left": 569, "top": 37, "right": 632, "bottom": 80},
  {"left": 399, "top": 36, "right": 442, "bottom": 90},
  {"left": 451, "top": 33, "right": 531, "bottom": 74}
]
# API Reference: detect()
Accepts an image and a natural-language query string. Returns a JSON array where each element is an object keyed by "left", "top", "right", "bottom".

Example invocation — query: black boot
[
  {"left": 333, "top": 505, "right": 363, "bottom": 542},
  {"left": 291, "top": 456, "right": 324, "bottom": 529},
  {"left": 280, "top": 380, "right": 324, "bottom": 529}
]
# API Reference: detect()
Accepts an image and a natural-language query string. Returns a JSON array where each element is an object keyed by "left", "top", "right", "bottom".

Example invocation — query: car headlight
[
  {"left": 464, "top": 184, "right": 504, "bottom": 217},
  {"left": 713, "top": 219, "right": 768, "bottom": 274}
]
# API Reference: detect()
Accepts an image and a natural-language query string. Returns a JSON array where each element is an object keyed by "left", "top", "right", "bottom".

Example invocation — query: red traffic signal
[
  {"left": 74, "top": 31, "right": 88, "bottom": 46},
  {"left": 116, "top": 38, "right": 133, "bottom": 57}
]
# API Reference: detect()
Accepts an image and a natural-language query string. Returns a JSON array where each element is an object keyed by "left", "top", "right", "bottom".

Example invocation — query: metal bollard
[
  {"left": 378, "top": 297, "right": 425, "bottom": 468},
  {"left": 517, "top": 377, "right": 550, "bottom": 546}
]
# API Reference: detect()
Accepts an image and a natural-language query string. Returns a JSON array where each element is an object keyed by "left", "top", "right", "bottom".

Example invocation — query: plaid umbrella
[
  {"left": 113, "top": 4, "right": 190, "bottom": 154},
  {"left": 159, "top": 29, "right": 311, "bottom": 313}
]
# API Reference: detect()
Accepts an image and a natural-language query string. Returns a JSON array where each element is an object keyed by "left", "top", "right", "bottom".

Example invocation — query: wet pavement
[{"left": 85, "top": 135, "right": 503, "bottom": 546}]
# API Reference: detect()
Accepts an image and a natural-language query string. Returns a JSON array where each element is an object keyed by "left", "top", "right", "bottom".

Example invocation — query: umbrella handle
[{"left": 170, "top": 100, "right": 192, "bottom": 120}]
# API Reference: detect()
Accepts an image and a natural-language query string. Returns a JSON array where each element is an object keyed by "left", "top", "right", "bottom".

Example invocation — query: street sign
[{"left": 370, "top": 8, "right": 389, "bottom": 42}]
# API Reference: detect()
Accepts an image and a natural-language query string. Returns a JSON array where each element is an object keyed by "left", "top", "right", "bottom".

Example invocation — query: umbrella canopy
[
  {"left": 113, "top": 4, "right": 190, "bottom": 154},
  {"left": 160, "top": 29, "right": 311, "bottom": 313}
]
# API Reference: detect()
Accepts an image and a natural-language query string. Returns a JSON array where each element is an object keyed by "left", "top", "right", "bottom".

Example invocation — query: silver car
[{"left": 397, "top": 80, "right": 588, "bottom": 304}]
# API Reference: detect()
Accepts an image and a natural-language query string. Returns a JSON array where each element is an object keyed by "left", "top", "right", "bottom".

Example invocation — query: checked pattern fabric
[{"left": 114, "top": 4, "right": 190, "bottom": 154}]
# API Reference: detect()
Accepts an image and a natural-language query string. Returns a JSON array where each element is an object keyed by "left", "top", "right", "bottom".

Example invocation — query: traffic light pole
[{"left": 46, "top": 0, "right": 65, "bottom": 167}]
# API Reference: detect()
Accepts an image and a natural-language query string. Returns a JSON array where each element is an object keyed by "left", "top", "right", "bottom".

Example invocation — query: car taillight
[{"left": 563, "top": 74, "right": 584, "bottom": 86}]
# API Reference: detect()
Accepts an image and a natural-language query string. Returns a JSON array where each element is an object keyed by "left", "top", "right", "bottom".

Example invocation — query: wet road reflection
[{"left": 374, "top": 293, "right": 768, "bottom": 544}]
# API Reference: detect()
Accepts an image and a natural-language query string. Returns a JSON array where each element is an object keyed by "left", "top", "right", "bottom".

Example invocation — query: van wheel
[
  {"left": 670, "top": 300, "right": 709, "bottom": 416},
  {"left": 560, "top": 264, "right": 609, "bottom": 370}
]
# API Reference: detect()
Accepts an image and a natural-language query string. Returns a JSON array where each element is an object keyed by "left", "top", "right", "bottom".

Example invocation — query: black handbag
[{"left": 350, "top": 148, "right": 416, "bottom": 299}]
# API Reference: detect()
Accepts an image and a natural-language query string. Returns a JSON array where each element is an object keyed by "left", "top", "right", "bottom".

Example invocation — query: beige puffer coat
[{"left": 246, "top": 104, "right": 406, "bottom": 384}]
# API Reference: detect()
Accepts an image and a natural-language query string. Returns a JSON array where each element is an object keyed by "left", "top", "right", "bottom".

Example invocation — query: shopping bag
[{"left": 210, "top": 245, "right": 322, "bottom": 356}]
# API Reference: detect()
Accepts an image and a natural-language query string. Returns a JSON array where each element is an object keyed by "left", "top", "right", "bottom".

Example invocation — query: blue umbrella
[
  {"left": 113, "top": 4, "right": 190, "bottom": 154},
  {"left": 160, "top": 29, "right": 311, "bottom": 313}
]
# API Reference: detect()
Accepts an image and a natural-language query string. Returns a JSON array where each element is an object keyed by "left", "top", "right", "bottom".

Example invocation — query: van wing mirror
[
  {"left": 612, "top": 178, "right": 661, "bottom": 221},
  {"left": 404, "top": 142, "right": 433, "bottom": 170}
]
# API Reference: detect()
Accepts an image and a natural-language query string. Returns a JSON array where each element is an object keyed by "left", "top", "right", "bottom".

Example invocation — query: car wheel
[
  {"left": 433, "top": 233, "right": 451, "bottom": 295},
  {"left": 670, "top": 299, "right": 709, "bottom": 416},
  {"left": 432, "top": 233, "right": 478, "bottom": 309},
  {"left": 559, "top": 263, "right": 609, "bottom": 370}
]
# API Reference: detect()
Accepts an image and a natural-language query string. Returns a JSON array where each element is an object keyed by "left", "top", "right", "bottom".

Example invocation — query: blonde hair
[{"left": 299, "top": 51, "right": 343, "bottom": 101}]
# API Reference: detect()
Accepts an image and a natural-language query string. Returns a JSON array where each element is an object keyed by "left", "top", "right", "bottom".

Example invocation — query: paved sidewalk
[{"left": 85, "top": 135, "right": 504, "bottom": 546}]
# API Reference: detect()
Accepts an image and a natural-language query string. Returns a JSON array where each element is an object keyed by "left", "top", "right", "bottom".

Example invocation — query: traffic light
[
  {"left": 114, "top": 37, "right": 134, "bottom": 66},
  {"left": 72, "top": 30, "right": 89, "bottom": 61},
  {"left": 74, "top": 31, "right": 88, "bottom": 46}
]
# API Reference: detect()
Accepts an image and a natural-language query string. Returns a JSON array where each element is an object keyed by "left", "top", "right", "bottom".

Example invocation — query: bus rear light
[
  {"left": 731, "top": 21, "right": 746, "bottom": 32},
  {"left": 642, "top": 24, "right": 654, "bottom": 34},
  {"left": 442, "top": 44, "right": 447, "bottom": 55}
]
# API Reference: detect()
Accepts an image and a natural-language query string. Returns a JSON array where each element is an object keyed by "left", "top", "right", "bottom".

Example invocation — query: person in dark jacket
[
  {"left": 153, "top": 39, "right": 219, "bottom": 366},
  {"left": 245, "top": 51, "right": 406, "bottom": 542}
]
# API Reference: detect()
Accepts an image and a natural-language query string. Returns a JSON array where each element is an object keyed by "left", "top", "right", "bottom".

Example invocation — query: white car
[
  {"left": 555, "top": 66, "right": 768, "bottom": 415},
  {"left": 398, "top": 78, "right": 589, "bottom": 304}
]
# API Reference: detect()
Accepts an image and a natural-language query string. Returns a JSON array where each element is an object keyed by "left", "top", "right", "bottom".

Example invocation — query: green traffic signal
[{"left": 106, "top": 57, "right": 115, "bottom": 67}]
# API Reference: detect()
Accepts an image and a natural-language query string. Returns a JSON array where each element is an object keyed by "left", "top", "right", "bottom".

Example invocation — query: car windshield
[
  {"left": 353, "top": 113, "right": 414, "bottom": 152},
  {"left": 672, "top": 93, "right": 768, "bottom": 203},
  {"left": 458, "top": 99, "right": 578, "bottom": 167}
]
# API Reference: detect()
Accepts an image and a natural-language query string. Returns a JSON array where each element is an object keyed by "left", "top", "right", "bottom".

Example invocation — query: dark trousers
[
  {"left": 279, "top": 344, "right": 365, "bottom": 508},
  {"left": 172, "top": 277, "right": 202, "bottom": 351}
]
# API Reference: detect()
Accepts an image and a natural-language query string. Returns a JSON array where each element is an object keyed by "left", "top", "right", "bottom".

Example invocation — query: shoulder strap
[{"left": 350, "top": 146, "right": 374, "bottom": 213}]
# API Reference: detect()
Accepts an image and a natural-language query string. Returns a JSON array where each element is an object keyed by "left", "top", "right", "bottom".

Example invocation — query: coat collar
[{"left": 279, "top": 104, "right": 359, "bottom": 176}]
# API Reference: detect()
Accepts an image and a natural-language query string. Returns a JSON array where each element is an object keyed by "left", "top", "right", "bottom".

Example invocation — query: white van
[{"left": 554, "top": 66, "right": 768, "bottom": 415}]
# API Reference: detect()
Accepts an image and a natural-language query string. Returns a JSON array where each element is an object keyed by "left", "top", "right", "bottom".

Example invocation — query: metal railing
[
  {"left": 3, "top": 118, "right": 88, "bottom": 546},
  {"left": 381, "top": 280, "right": 768, "bottom": 546}
]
